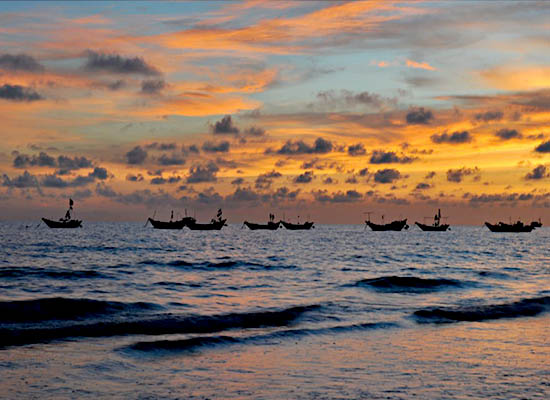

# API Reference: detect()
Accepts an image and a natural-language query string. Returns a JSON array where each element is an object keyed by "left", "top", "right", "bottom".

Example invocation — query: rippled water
[{"left": 1, "top": 223, "right": 549, "bottom": 399}]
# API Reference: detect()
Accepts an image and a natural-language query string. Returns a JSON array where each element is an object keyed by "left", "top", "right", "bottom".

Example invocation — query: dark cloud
[
  {"left": 406, "top": 107, "right": 433, "bottom": 124},
  {"left": 13, "top": 152, "right": 55, "bottom": 168},
  {"left": 315, "top": 90, "right": 397, "bottom": 110},
  {"left": 57, "top": 155, "right": 94, "bottom": 173},
  {"left": 323, "top": 177, "right": 335, "bottom": 184},
  {"left": 126, "top": 174, "right": 144, "bottom": 182},
  {"left": 415, "top": 182, "right": 432, "bottom": 190},
  {"left": 374, "top": 168, "right": 401, "bottom": 183},
  {"left": 146, "top": 142, "right": 177, "bottom": 151},
  {"left": 534, "top": 140, "right": 550, "bottom": 153},
  {"left": 446, "top": 167, "right": 480, "bottom": 183},
  {"left": 272, "top": 186, "right": 300, "bottom": 202},
  {"left": 2, "top": 171, "right": 39, "bottom": 188},
  {"left": 226, "top": 187, "right": 260, "bottom": 203},
  {"left": 125, "top": 146, "right": 148, "bottom": 165},
  {"left": 313, "top": 189, "right": 363, "bottom": 203},
  {"left": 294, "top": 171, "right": 314, "bottom": 184},
  {"left": 0, "top": 53, "right": 44, "bottom": 72},
  {"left": 348, "top": 143, "right": 366, "bottom": 156},
  {"left": 345, "top": 176, "right": 358, "bottom": 184},
  {"left": 42, "top": 167, "right": 109, "bottom": 188},
  {"left": 212, "top": 115, "right": 239, "bottom": 135},
  {"left": 182, "top": 144, "right": 200, "bottom": 155},
  {"left": 425, "top": 171, "right": 436, "bottom": 179},
  {"left": 474, "top": 110, "right": 503, "bottom": 122},
  {"left": 95, "top": 184, "right": 117, "bottom": 198},
  {"left": 495, "top": 128, "right": 522, "bottom": 140},
  {"left": 466, "top": 192, "right": 535, "bottom": 205},
  {"left": 358, "top": 168, "right": 369, "bottom": 177},
  {"left": 151, "top": 176, "right": 181, "bottom": 185},
  {"left": 157, "top": 153, "right": 185, "bottom": 166},
  {"left": 369, "top": 150, "right": 415, "bottom": 164},
  {"left": 141, "top": 79, "right": 166, "bottom": 94},
  {"left": 0, "top": 84, "right": 43, "bottom": 101},
  {"left": 525, "top": 165, "right": 549, "bottom": 180},
  {"left": 274, "top": 137, "right": 333, "bottom": 155},
  {"left": 215, "top": 157, "right": 240, "bottom": 169},
  {"left": 84, "top": 50, "right": 160, "bottom": 75},
  {"left": 243, "top": 126, "right": 265, "bottom": 136},
  {"left": 231, "top": 177, "right": 244, "bottom": 185},
  {"left": 202, "top": 141, "right": 230, "bottom": 153},
  {"left": 430, "top": 131, "right": 472, "bottom": 144},
  {"left": 186, "top": 161, "right": 219, "bottom": 183},
  {"left": 89, "top": 167, "right": 108, "bottom": 180},
  {"left": 13, "top": 152, "right": 94, "bottom": 174},
  {"left": 255, "top": 170, "right": 282, "bottom": 189}
]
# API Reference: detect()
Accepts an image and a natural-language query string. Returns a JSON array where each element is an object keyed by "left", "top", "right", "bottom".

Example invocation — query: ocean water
[{"left": 0, "top": 222, "right": 549, "bottom": 399}]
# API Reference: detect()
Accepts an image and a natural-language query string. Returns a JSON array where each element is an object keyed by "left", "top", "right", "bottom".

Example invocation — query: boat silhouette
[
  {"left": 366, "top": 219, "right": 408, "bottom": 231},
  {"left": 280, "top": 220, "right": 314, "bottom": 230},
  {"left": 244, "top": 214, "right": 280, "bottom": 230},
  {"left": 146, "top": 210, "right": 194, "bottom": 229},
  {"left": 485, "top": 220, "right": 541, "bottom": 232},
  {"left": 42, "top": 198, "right": 82, "bottom": 228},
  {"left": 365, "top": 212, "right": 408, "bottom": 231},
  {"left": 185, "top": 208, "right": 227, "bottom": 231},
  {"left": 415, "top": 209, "right": 449, "bottom": 231}
]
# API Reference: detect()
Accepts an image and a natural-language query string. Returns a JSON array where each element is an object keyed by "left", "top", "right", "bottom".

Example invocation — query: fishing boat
[
  {"left": 42, "top": 198, "right": 82, "bottom": 228},
  {"left": 485, "top": 221, "right": 540, "bottom": 232},
  {"left": 279, "top": 220, "right": 314, "bottom": 230},
  {"left": 185, "top": 208, "right": 227, "bottom": 231},
  {"left": 244, "top": 213, "right": 281, "bottom": 230},
  {"left": 243, "top": 221, "right": 280, "bottom": 230},
  {"left": 146, "top": 210, "right": 194, "bottom": 229},
  {"left": 415, "top": 209, "right": 449, "bottom": 231},
  {"left": 365, "top": 219, "right": 408, "bottom": 231}
]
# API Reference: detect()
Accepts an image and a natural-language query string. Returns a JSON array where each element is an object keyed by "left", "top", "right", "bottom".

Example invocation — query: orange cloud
[
  {"left": 406, "top": 59, "right": 436, "bottom": 71},
  {"left": 479, "top": 65, "right": 550, "bottom": 91}
]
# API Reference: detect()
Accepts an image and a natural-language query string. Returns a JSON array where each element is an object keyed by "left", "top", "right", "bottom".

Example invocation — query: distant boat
[
  {"left": 146, "top": 210, "right": 194, "bottom": 229},
  {"left": 186, "top": 219, "right": 227, "bottom": 231},
  {"left": 485, "top": 221, "right": 540, "bottom": 232},
  {"left": 415, "top": 209, "right": 449, "bottom": 231},
  {"left": 280, "top": 220, "right": 314, "bottom": 230},
  {"left": 185, "top": 208, "right": 227, "bottom": 231},
  {"left": 42, "top": 198, "right": 82, "bottom": 228},
  {"left": 243, "top": 221, "right": 280, "bottom": 230},
  {"left": 365, "top": 219, "right": 408, "bottom": 231},
  {"left": 42, "top": 218, "right": 82, "bottom": 229}
]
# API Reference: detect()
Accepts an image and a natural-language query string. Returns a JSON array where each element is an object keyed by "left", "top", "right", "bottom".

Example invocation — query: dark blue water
[{"left": 1, "top": 223, "right": 549, "bottom": 399}]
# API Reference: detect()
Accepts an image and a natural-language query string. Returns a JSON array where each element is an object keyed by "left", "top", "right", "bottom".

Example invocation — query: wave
[
  {"left": 128, "top": 321, "right": 397, "bottom": 353},
  {"left": 0, "top": 297, "right": 159, "bottom": 323},
  {"left": 413, "top": 296, "right": 550, "bottom": 323},
  {"left": 355, "top": 276, "right": 462, "bottom": 292},
  {"left": 0, "top": 304, "right": 319, "bottom": 348},
  {"left": 0, "top": 267, "right": 107, "bottom": 280},
  {"left": 139, "top": 259, "right": 295, "bottom": 270}
]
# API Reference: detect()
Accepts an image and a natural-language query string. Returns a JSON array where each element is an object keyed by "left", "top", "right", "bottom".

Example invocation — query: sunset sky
[{"left": 1, "top": 1, "right": 550, "bottom": 224}]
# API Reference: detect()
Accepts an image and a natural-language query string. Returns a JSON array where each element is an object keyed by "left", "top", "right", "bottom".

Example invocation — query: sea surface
[{"left": 0, "top": 222, "right": 549, "bottom": 399}]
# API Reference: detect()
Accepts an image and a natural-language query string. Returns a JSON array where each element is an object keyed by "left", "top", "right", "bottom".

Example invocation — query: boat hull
[
  {"left": 415, "top": 222, "right": 450, "bottom": 231},
  {"left": 244, "top": 221, "right": 280, "bottom": 230},
  {"left": 366, "top": 219, "right": 408, "bottom": 231},
  {"left": 279, "top": 221, "right": 314, "bottom": 230},
  {"left": 42, "top": 218, "right": 82, "bottom": 229},
  {"left": 186, "top": 219, "right": 227, "bottom": 231},
  {"left": 485, "top": 222, "right": 534, "bottom": 232},
  {"left": 148, "top": 218, "right": 187, "bottom": 230}
]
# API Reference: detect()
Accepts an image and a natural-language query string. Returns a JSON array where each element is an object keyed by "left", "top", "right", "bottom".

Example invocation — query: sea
[{"left": 0, "top": 223, "right": 549, "bottom": 399}]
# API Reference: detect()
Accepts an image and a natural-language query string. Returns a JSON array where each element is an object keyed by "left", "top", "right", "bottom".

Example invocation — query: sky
[{"left": 1, "top": 0, "right": 550, "bottom": 224}]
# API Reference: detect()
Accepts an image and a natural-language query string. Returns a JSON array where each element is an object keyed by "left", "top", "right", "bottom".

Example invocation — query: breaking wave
[{"left": 413, "top": 296, "right": 550, "bottom": 323}]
